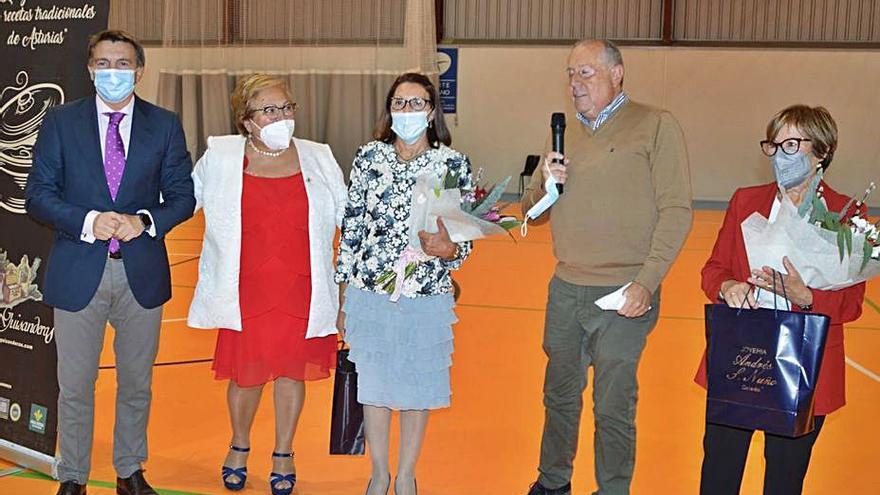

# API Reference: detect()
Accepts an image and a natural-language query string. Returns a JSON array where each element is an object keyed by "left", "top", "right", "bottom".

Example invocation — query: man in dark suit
[{"left": 25, "top": 30, "right": 195, "bottom": 495}]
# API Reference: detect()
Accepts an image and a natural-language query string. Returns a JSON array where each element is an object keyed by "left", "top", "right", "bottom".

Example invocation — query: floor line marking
[
  {"left": 99, "top": 358, "right": 213, "bottom": 371},
  {"left": 864, "top": 296, "right": 880, "bottom": 316},
  {"left": 0, "top": 467, "right": 23, "bottom": 477},
  {"left": 845, "top": 356, "right": 880, "bottom": 383},
  {"left": 11, "top": 469, "right": 213, "bottom": 495},
  {"left": 456, "top": 303, "right": 880, "bottom": 330},
  {"left": 170, "top": 256, "right": 200, "bottom": 267},
  {"left": 457, "top": 302, "right": 545, "bottom": 312}
]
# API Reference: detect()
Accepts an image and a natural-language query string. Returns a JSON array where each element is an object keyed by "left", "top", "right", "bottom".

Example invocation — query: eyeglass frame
[
  {"left": 565, "top": 65, "right": 599, "bottom": 79},
  {"left": 389, "top": 96, "right": 432, "bottom": 111},
  {"left": 248, "top": 102, "right": 298, "bottom": 119},
  {"left": 759, "top": 137, "right": 812, "bottom": 157}
]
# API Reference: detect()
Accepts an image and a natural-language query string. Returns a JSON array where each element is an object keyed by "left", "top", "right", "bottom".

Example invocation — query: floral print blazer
[{"left": 335, "top": 140, "right": 474, "bottom": 298}]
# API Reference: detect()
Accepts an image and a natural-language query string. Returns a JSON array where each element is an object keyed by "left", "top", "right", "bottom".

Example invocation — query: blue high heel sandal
[
  {"left": 221, "top": 445, "right": 249, "bottom": 491},
  {"left": 269, "top": 451, "right": 297, "bottom": 495}
]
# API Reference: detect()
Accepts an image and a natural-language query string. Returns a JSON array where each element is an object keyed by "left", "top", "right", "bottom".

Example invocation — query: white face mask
[
  {"left": 391, "top": 111, "right": 429, "bottom": 144},
  {"left": 520, "top": 174, "right": 561, "bottom": 237},
  {"left": 251, "top": 119, "right": 295, "bottom": 150}
]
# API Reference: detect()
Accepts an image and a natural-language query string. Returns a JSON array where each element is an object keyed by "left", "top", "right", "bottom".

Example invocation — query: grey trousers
[
  {"left": 54, "top": 258, "right": 162, "bottom": 484},
  {"left": 537, "top": 276, "right": 660, "bottom": 495}
]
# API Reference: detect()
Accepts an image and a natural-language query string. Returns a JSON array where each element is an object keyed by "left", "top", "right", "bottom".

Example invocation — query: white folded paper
[{"left": 595, "top": 282, "right": 654, "bottom": 311}]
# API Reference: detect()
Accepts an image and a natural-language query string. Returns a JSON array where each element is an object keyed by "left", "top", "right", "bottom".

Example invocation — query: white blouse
[{"left": 187, "top": 135, "right": 347, "bottom": 338}]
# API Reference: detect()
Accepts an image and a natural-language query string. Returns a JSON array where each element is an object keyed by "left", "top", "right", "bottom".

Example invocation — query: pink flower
[{"left": 482, "top": 210, "right": 501, "bottom": 222}]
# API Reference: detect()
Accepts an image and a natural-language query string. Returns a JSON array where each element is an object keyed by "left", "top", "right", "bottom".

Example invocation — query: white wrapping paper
[
  {"left": 407, "top": 173, "right": 508, "bottom": 249},
  {"left": 741, "top": 196, "right": 880, "bottom": 290}
]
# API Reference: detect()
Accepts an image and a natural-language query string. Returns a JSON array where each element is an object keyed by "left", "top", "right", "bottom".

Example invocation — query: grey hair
[{"left": 574, "top": 39, "right": 624, "bottom": 67}]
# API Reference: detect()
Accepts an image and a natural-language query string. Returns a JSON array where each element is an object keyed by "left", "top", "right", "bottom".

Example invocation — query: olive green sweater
[{"left": 522, "top": 100, "right": 693, "bottom": 293}]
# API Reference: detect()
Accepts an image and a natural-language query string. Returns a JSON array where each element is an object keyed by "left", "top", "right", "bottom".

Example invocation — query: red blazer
[{"left": 695, "top": 181, "right": 865, "bottom": 415}]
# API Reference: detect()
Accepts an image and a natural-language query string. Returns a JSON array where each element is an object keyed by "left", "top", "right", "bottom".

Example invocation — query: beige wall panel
[{"left": 139, "top": 46, "right": 880, "bottom": 207}]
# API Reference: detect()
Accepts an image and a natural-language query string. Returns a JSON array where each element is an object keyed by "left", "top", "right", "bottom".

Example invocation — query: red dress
[{"left": 212, "top": 158, "right": 337, "bottom": 387}]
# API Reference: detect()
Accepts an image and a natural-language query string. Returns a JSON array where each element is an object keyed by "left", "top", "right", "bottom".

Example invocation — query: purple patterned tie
[{"left": 104, "top": 112, "right": 126, "bottom": 254}]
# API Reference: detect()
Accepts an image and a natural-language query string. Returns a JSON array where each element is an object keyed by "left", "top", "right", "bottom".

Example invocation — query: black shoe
[
  {"left": 116, "top": 470, "right": 158, "bottom": 495},
  {"left": 526, "top": 481, "right": 572, "bottom": 495},
  {"left": 56, "top": 481, "right": 86, "bottom": 495}
]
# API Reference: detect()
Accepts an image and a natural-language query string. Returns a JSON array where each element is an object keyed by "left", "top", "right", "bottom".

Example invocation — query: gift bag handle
[{"left": 752, "top": 268, "right": 791, "bottom": 315}]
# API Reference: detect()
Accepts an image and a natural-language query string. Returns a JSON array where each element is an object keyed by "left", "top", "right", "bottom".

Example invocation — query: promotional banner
[
  {"left": 437, "top": 47, "right": 458, "bottom": 114},
  {"left": 0, "top": 0, "right": 108, "bottom": 476}
]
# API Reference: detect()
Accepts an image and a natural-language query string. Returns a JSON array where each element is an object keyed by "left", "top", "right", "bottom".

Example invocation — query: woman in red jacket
[{"left": 695, "top": 105, "right": 866, "bottom": 495}]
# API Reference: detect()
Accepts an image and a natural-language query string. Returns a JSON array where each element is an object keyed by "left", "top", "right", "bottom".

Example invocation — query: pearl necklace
[{"left": 247, "top": 137, "right": 285, "bottom": 158}]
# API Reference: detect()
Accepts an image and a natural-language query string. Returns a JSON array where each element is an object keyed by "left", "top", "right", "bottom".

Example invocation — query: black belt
[{"left": 109, "top": 250, "right": 123, "bottom": 259}]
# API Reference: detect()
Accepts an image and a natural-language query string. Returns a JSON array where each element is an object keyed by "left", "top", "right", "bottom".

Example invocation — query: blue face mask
[
  {"left": 391, "top": 111, "right": 429, "bottom": 145},
  {"left": 93, "top": 69, "right": 136, "bottom": 104},
  {"left": 771, "top": 151, "right": 814, "bottom": 190},
  {"left": 520, "top": 174, "right": 561, "bottom": 237}
]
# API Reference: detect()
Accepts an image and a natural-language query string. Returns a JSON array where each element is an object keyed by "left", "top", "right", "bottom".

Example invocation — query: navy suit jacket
[{"left": 26, "top": 95, "right": 195, "bottom": 311}]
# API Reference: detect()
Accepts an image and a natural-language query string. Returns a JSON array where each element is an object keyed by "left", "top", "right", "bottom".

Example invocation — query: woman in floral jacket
[{"left": 335, "top": 72, "right": 473, "bottom": 495}]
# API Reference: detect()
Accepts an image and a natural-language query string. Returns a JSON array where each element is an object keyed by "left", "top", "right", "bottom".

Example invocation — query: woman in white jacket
[{"left": 188, "top": 75, "right": 346, "bottom": 495}]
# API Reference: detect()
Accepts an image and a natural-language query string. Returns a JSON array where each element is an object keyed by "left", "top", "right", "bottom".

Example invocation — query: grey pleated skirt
[{"left": 343, "top": 285, "right": 456, "bottom": 410}]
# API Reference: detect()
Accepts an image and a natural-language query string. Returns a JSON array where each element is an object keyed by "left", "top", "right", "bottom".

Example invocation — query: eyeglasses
[
  {"left": 760, "top": 138, "right": 811, "bottom": 156},
  {"left": 566, "top": 65, "right": 597, "bottom": 79},
  {"left": 390, "top": 96, "right": 431, "bottom": 111},
  {"left": 249, "top": 102, "right": 297, "bottom": 119}
]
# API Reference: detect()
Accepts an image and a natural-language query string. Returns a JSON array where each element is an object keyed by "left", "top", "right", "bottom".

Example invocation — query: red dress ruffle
[{"left": 212, "top": 158, "right": 336, "bottom": 387}]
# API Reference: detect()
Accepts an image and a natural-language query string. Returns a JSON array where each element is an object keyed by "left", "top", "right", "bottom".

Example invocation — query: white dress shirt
[{"left": 80, "top": 95, "right": 156, "bottom": 242}]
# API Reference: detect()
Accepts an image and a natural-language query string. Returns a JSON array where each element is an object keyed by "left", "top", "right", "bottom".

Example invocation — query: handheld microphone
[{"left": 550, "top": 112, "right": 566, "bottom": 195}]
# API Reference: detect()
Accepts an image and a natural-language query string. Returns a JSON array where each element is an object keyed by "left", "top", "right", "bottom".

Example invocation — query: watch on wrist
[
  {"left": 138, "top": 212, "right": 152, "bottom": 230},
  {"left": 799, "top": 289, "right": 814, "bottom": 311}
]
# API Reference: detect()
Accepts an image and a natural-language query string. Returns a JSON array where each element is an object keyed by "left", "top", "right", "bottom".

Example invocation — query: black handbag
[{"left": 329, "top": 342, "right": 365, "bottom": 455}]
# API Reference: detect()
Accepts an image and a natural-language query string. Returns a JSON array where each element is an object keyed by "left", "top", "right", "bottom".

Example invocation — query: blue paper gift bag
[{"left": 704, "top": 303, "right": 830, "bottom": 437}]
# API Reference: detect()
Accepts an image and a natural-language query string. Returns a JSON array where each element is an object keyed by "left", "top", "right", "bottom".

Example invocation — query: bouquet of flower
[
  {"left": 456, "top": 167, "right": 522, "bottom": 236},
  {"left": 741, "top": 173, "right": 880, "bottom": 291},
  {"left": 805, "top": 181, "right": 879, "bottom": 270},
  {"left": 405, "top": 168, "right": 520, "bottom": 248},
  {"left": 378, "top": 168, "right": 521, "bottom": 301}
]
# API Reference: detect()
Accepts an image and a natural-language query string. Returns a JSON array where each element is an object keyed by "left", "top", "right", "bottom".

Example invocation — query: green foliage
[
  {"left": 404, "top": 262, "right": 417, "bottom": 278},
  {"left": 498, "top": 218, "right": 522, "bottom": 230},
  {"left": 862, "top": 239, "right": 874, "bottom": 272},
  {"left": 471, "top": 176, "right": 512, "bottom": 217},
  {"left": 443, "top": 169, "right": 460, "bottom": 190},
  {"left": 377, "top": 262, "right": 419, "bottom": 295},
  {"left": 805, "top": 178, "right": 876, "bottom": 272}
]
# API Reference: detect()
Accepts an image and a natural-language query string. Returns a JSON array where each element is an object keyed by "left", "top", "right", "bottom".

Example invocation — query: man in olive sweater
[{"left": 523, "top": 40, "right": 692, "bottom": 495}]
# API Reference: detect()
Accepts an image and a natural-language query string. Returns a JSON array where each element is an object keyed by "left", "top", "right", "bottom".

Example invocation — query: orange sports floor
[{"left": 2, "top": 209, "right": 879, "bottom": 494}]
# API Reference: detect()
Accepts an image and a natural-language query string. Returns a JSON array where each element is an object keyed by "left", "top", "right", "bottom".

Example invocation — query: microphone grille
[{"left": 551, "top": 112, "right": 566, "bottom": 127}]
